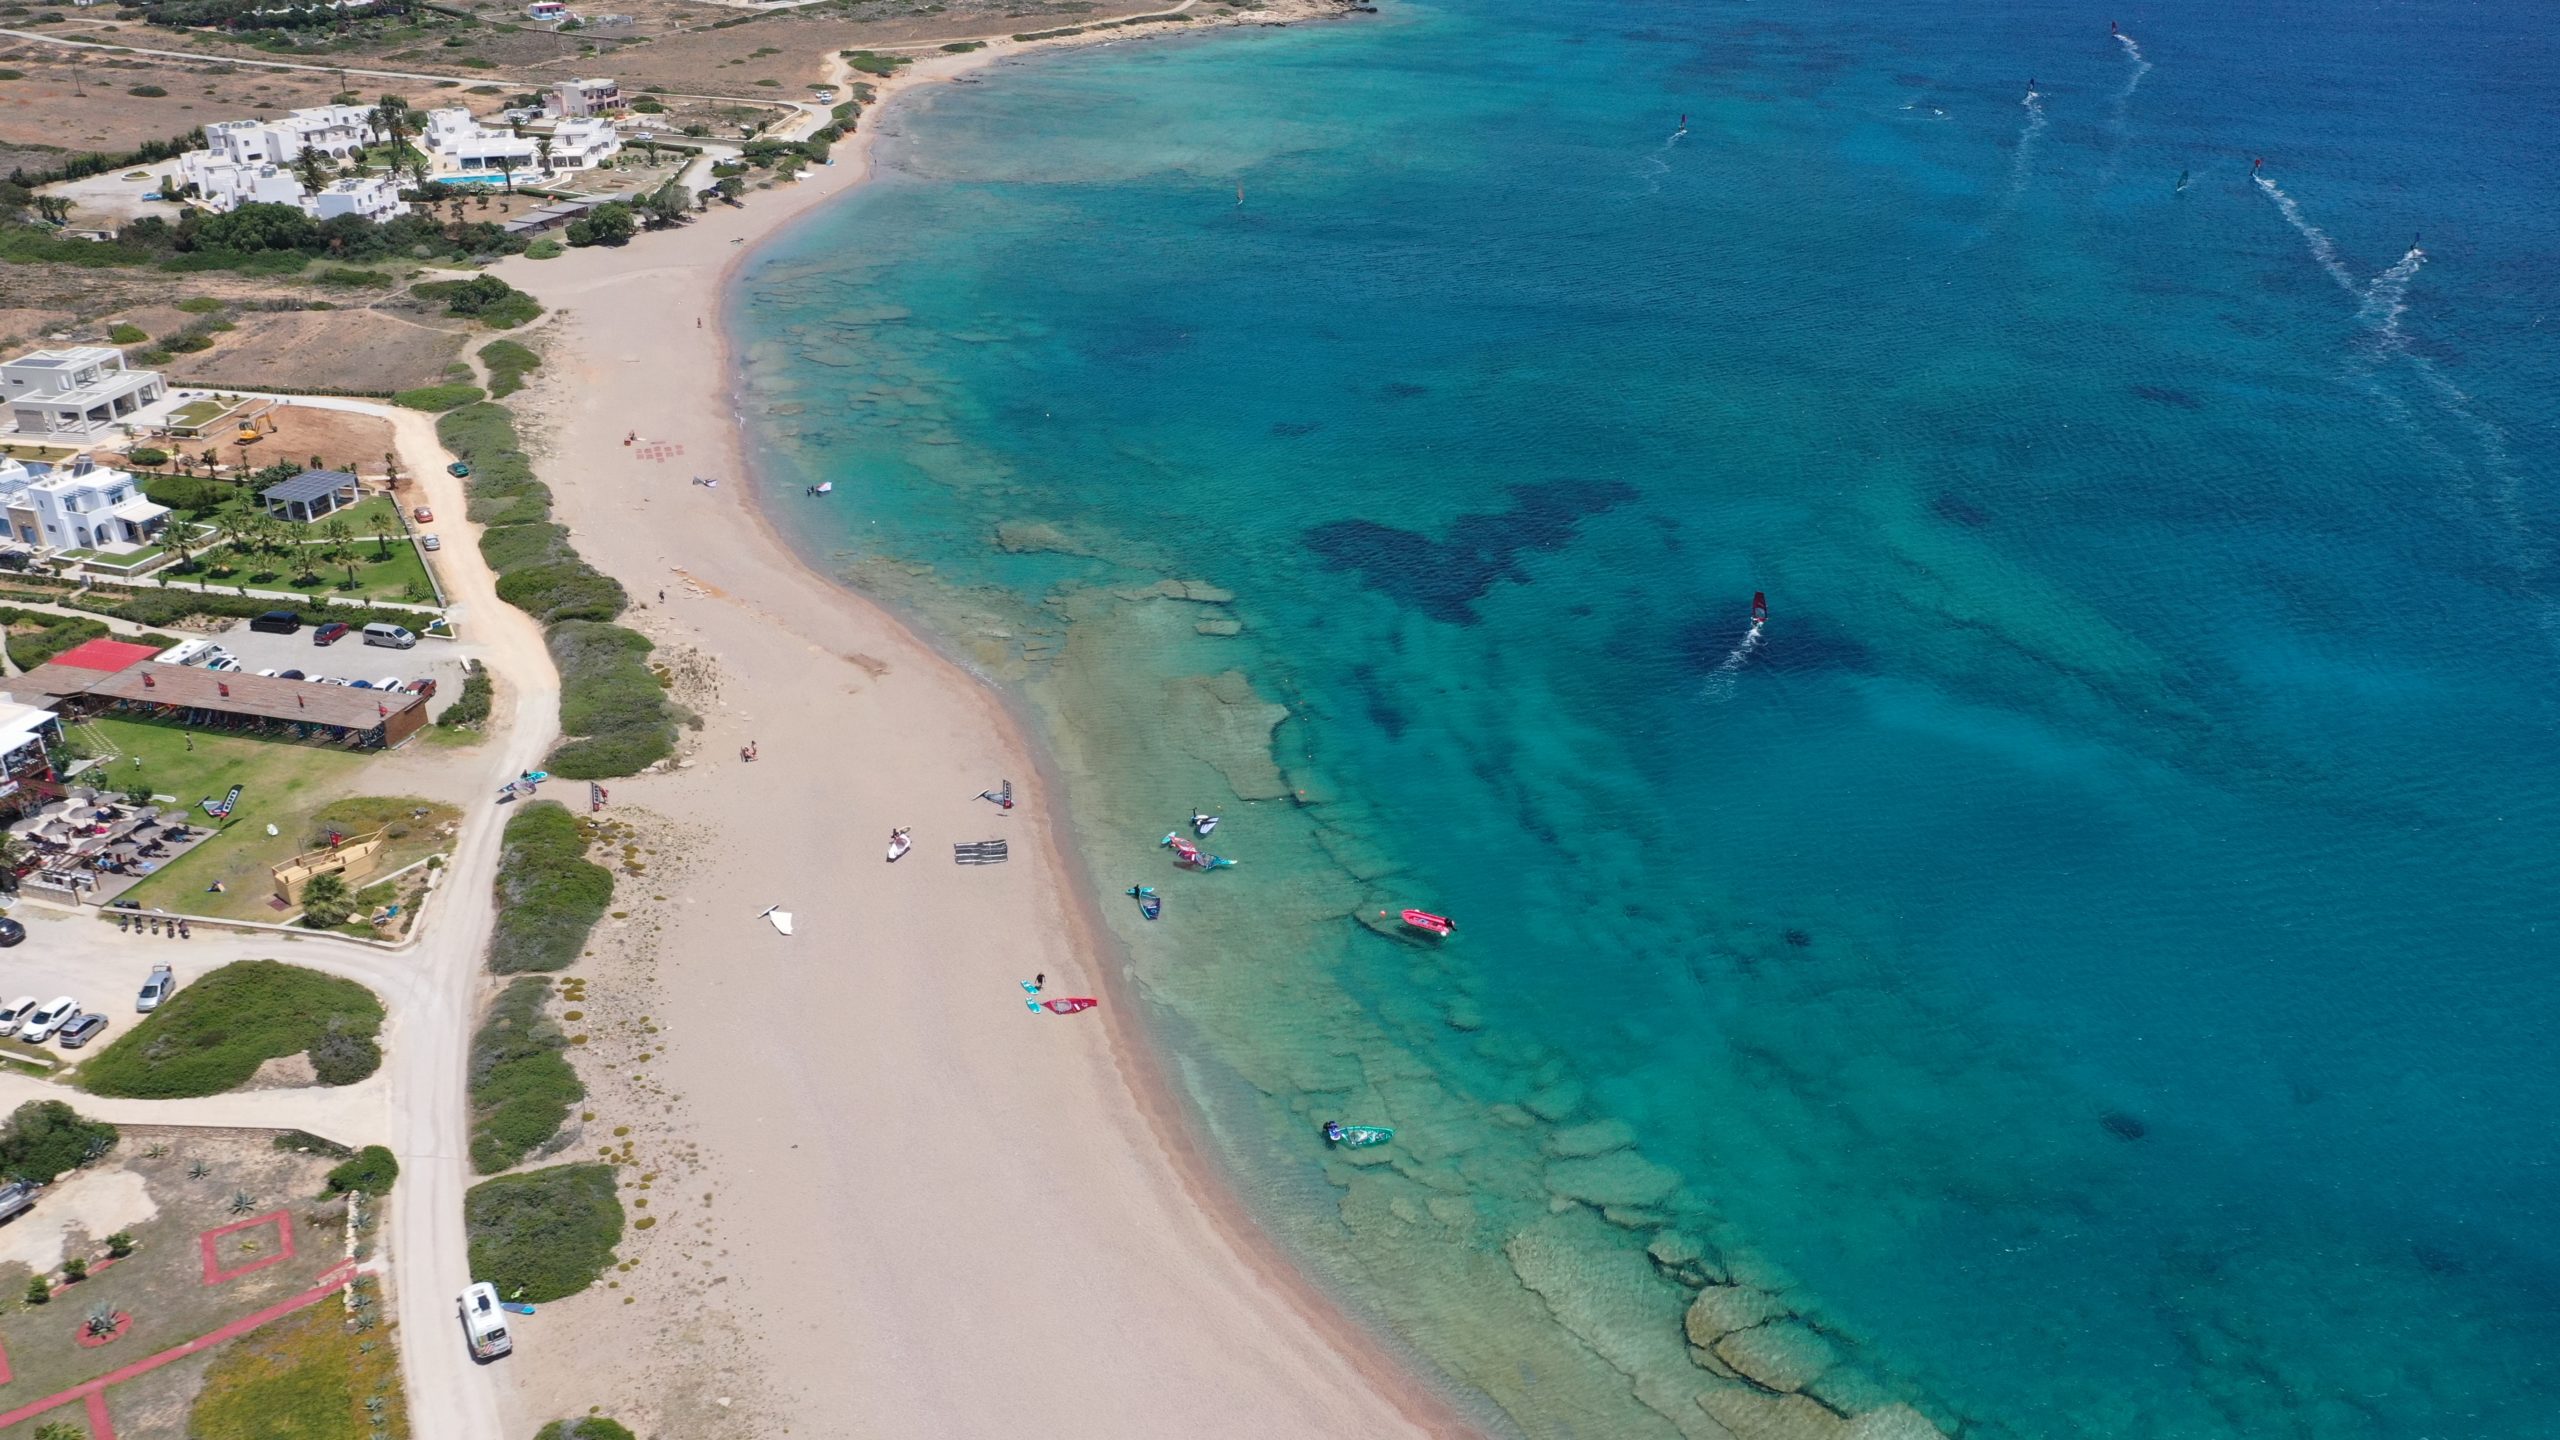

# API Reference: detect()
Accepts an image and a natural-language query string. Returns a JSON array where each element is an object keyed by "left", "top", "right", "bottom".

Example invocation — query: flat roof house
[
  {"left": 420, "top": 109, "right": 539, "bottom": 176},
  {"left": 0, "top": 457, "right": 171, "bottom": 553},
  {"left": 2, "top": 347, "right": 167, "bottom": 437},
  {"left": 261, "top": 468, "right": 361, "bottom": 522},
  {"left": 554, "top": 77, "right": 621, "bottom": 118}
]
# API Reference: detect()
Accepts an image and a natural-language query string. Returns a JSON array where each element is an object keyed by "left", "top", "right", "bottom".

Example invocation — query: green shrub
[
  {"left": 127, "top": 445, "right": 169, "bottom": 467},
  {"left": 70, "top": 584, "right": 436, "bottom": 635},
  {"left": 841, "top": 49, "right": 909, "bottom": 75},
  {"left": 480, "top": 338, "right": 539, "bottom": 398},
  {"left": 393, "top": 383, "right": 485, "bottom": 412},
  {"left": 547, "top": 621, "right": 676, "bottom": 777},
  {"left": 298, "top": 869, "right": 355, "bottom": 927},
  {"left": 0, "top": 1100, "right": 117, "bottom": 1185},
  {"left": 536, "top": 1420, "right": 637, "bottom": 1440},
  {"left": 470, "top": 977, "right": 583, "bottom": 1172},
  {"left": 941, "top": 39, "right": 985, "bottom": 51},
  {"left": 326, "top": 1144, "right": 399, "bottom": 1196},
  {"left": 464, "top": 1163, "right": 620, "bottom": 1302},
  {"left": 524, "top": 238, "right": 563, "bottom": 260},
  {"left": 316, "top": 266, "right": 390, "bottom": 287},
  {"left": 79, "top": 961, "right": 385, "bottom": 1098},
  {"left": 0, "top": 608, "right": 108, "bottom": 671},
  {"left": 489, "top": 802, "right": 613, "bottom": 975},
  {"left": 412, "top": 274, "right": 540, "bottom": 329},
  {"left": 107, "top": 322, "right": 148, "bottom": 344},
  {"left": 24, "top": 1276, "right": 45, "bottom": 1306},
  {"left": 439, "top": 658, "right": 492, "bottom": 729},
  {"left": 128, "top": 84, "right": 168, "bottom": 97}
]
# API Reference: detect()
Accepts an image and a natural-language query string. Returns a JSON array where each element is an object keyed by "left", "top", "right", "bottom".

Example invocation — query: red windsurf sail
[
  {"left": 1044, "top": 997, "right": 1099, "bottom": 1015},
  {"left": 1750, "top": 592, "right": 1768, "bottom": 623}
]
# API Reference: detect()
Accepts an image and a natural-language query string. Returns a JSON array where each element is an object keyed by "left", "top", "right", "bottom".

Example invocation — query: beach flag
[
  {"left": 141, "top": 672, "right": 155, "bottom": 688},
  {"left": 377, "top": 701, "right": 388, "bottom": 716},
  {"left": 217, "top": 680, "right": 229, "bottom": 697}
]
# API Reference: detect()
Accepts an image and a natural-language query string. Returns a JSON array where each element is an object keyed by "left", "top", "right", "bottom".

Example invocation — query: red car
[
  {"left": 312, "top": 622, "right": 350, "bottom": 646},
  {"left": 413, "top": 506, "right": 434, "bottom": 524}
]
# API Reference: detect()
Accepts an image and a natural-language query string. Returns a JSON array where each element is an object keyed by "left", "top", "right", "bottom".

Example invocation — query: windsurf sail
[
  {"left": 759, "top": 905, "right": 794, "bottom": 936},
  {"left": 1043, "top": 997, "right": 1099, "bottom": 1015},
  {"left": 1750, "top": 592, "right": 1768, "bottom": 624},
  {"left": 1127, "top": 884, "right": 1162, "bottom": 920},
  {"left": 200, "top": 783, "right": 244, "bottom": 820}
]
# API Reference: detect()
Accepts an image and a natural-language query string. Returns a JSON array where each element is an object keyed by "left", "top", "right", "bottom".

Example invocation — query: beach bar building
[
  {"left": 260, "top": 469, "right": 361, "bottom": 523},
  {"left": 17, "top": 661, "right": 426, "bottom": 750}
]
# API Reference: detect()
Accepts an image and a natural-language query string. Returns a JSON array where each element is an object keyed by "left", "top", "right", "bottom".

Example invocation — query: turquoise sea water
[{"left": 733, "top": 2, "right": 2560, "bottom": 1435}]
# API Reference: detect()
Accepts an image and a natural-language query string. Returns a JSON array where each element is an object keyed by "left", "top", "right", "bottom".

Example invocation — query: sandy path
[{"left": 483, "top": 35, "right": 1461, "bottom": 1440}]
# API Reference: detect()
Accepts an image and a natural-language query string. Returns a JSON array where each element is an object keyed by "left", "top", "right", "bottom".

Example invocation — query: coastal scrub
[
  {"left": 469, "top": 976, "right": 585, "bottom": 1171},
  {"left": 78, "top": 960, "right": 385, "bottom": 1097},
  {"left": 0, "top": 1100, "right": 118, "bottom": 1185},
  {"left": 489, "top": 802, "right": 614, "bottom": 974},
  {"left": 464, "top": 1163, "right": 622, "bottom": 1302},
  {"left": 546, "top": 620, "right": 679, "bottom": 777}
]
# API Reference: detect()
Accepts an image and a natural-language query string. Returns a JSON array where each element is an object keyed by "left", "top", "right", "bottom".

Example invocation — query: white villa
[
  {"left": 170, "top": 104, "right": 407, "bottom": 220},
  {"left": 419, "top": 108, "right": 538, "bottom": 175},
  {"left": 0, "top": 457, "right": 170, "bottom": 553},
  {"left": 2, "top": 348, "right": 167, "bottom": 437},
  {"left": 420, "top": 107, "right": 621, "bottom": 175}
]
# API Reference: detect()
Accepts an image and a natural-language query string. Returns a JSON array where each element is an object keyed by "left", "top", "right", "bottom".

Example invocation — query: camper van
[{"left": 459, "top": 1282, "right": 513, "bottom": 1360}]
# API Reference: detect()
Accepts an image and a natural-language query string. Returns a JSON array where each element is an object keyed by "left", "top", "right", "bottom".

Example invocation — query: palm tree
[
  {"left": 495, "top": 154, "right": 516, "bottom": 195},
  {"left": 215, "top": 509, "right": 257, "bottom": 562},
  {"left": 321, "top": 514, "right": 355, "bottom": 561},
  {"left": 535, "top": 135, "right": 554, "bottom": 176},
  {"left": 381, "top": 451, "right": 402, "bottom": 485},
  {"left": 292, "top": 147, "right": 331, "bottom": 194}
]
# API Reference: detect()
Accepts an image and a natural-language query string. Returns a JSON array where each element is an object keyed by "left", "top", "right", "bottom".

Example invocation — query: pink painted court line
[
  {"left": 198, "top": 1210, "right": 295, "bottom": 1285},
  {"left": 0, "top": 1260, "right": 356, "bottom": 1430}
]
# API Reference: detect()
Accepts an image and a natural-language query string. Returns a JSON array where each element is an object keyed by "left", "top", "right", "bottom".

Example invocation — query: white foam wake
[
  {"left": 2254, "top": 173, "right": 2359, "bottom": 293},
  {"left": 2112, "top": 32, "right": 2152, "bottom": 105},
  {"left": 2355, "top": 245, "right": 2426, "bottom": 352},
  {"left": 1701, "top": 624, "right": 1762, "bottom": 702},
  {"left": 2007, "top": 91, "right": 2047, "bottom": 197}
]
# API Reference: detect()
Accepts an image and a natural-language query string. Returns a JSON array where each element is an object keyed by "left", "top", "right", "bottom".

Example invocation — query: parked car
[
  {"left": 137, "top": 965, "right": 174, "bottom": 1012},
  {"left": 459, "top": 1282, "right": 513, "bottom": 1360},
  {"left": 56, "top": 1013, "right": 107, "bottom": 1049},
  {"left": 372, "top": 676, "right": 402, "bottom": 691},
  {"left": 421, "top": 534, "right": 441, "bottom": 552},
  {"left": 0, "top": 916, "right": 22, "bottom": 948},
  {"left": 156, "top": 639, "right": 215, "bottom": 666},
  {"left": 406, "top": 678, "right": 439, "bottom": 699},
  {"left": 207, "top": 654, "right": 244, "bottom": 673},
  {"left": 349, "top": 679, "right": 375, "bottom": 690},
  {"left": 279, "top": 669, "right": 307, "bottom": 681},
  {"left": 0, "top": 1181, "right": 35, "bottom": 1225},
  {"left": 445, "top": 462, "right": 470, "bottom": 479},
  {"left": 256, "top": 668, "right": 279, "bottom": 679},
  {"left": 20, "top": 997, "right": 79, "bottom": 1044},
  {"left": 313, "top": 622, "right": 350, "bottom": 646},
  {"left": 312, "top": 676, "right": 347, "bottom": 687},
  {"left": 414, "top": 505, "right": 434, "bottom": 523},
  {"left": 362, "top": 623, "right": 417, "bottom": 649},
  {"left": 0, "top": 996, "right": 35, "bottom": 1038},
  {"left": 249, "top": 610, "right": 304, "bottom": 634}
]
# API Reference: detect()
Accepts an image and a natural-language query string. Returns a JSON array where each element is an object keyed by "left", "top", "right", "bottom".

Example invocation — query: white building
[
  {"left": 420, "top": 108, "right": 539, "bottom": 176},
  {"left": 548, "top": 117, "right": 623, "bottom": 170},
  {"left": 0, "top": 457, "right": 170, "bottom": 552},
  {"left": 525, "top": 1, "right": 571, "bottom": 19},
  {"left": 553, "top": 77, "right": 620, "bottom": 118},
  {"left": 2, "top": 348, "right": 167, "bottom": 437},
  {"left": 420, "top": 107, "right": 619, "bottom": 175},
  {"left": 170, "top": 104, "right": 401, "bottom": 219},
  {"left": 306, "top": 174, "right": 406, "bottom": 223}
]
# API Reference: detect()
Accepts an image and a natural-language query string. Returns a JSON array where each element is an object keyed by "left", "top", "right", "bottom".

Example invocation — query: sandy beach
[{"left": 482, "top": 28, "right": 1466, "bottom": 1440}]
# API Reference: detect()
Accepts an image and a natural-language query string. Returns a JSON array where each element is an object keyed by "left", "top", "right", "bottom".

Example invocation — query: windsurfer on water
[{"left": 1321, "top": 1120, "right": 1346, "bottom": 1147}]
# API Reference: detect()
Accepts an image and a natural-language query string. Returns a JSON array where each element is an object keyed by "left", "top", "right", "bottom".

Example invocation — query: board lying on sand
[{"left": 1043, "top": 997, "right": 1099, "bottom": 1015}]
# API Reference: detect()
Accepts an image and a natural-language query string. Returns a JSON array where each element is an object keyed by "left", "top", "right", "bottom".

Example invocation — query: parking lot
[
  {"left": 0, "top": 903, "right": 173, "bottom": 1066},
  {"left": 198, "top": 619, "right": 477, "bottom": 724}
]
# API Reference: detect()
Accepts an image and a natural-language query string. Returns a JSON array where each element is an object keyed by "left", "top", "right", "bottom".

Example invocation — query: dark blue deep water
[{"left": 732, "top": 1, "right": 2560, "bottom": 1434}]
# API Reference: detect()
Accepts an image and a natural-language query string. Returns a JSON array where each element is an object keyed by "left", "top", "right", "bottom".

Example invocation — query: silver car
[{"left": 137, "top": 965, "right": 174, "bottom": 1013}]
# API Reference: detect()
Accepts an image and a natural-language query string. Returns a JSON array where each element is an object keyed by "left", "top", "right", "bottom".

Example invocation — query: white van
[
  {"left": 362, "top": 623, "right": 417, "bottom": 650},
  {"left": 458, "top": 1282, "right": 512, "bottom": 1360},
  {"left": 156, "top": 639, "right": 216, "bottom": 667}
]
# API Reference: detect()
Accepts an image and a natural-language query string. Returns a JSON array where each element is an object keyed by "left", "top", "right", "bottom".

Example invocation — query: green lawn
[
  {"left": 168, "top": 398, "right": 236, "bottom": 430},
  {"left": 82, "top": 719, "right": 368, "bottom": 916},
  {"left": 123, "top": 786, "right": 457, "bottom": 925},
  {"left": 187, "top": 1288, "right": 410, "bottom": 1440}
]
